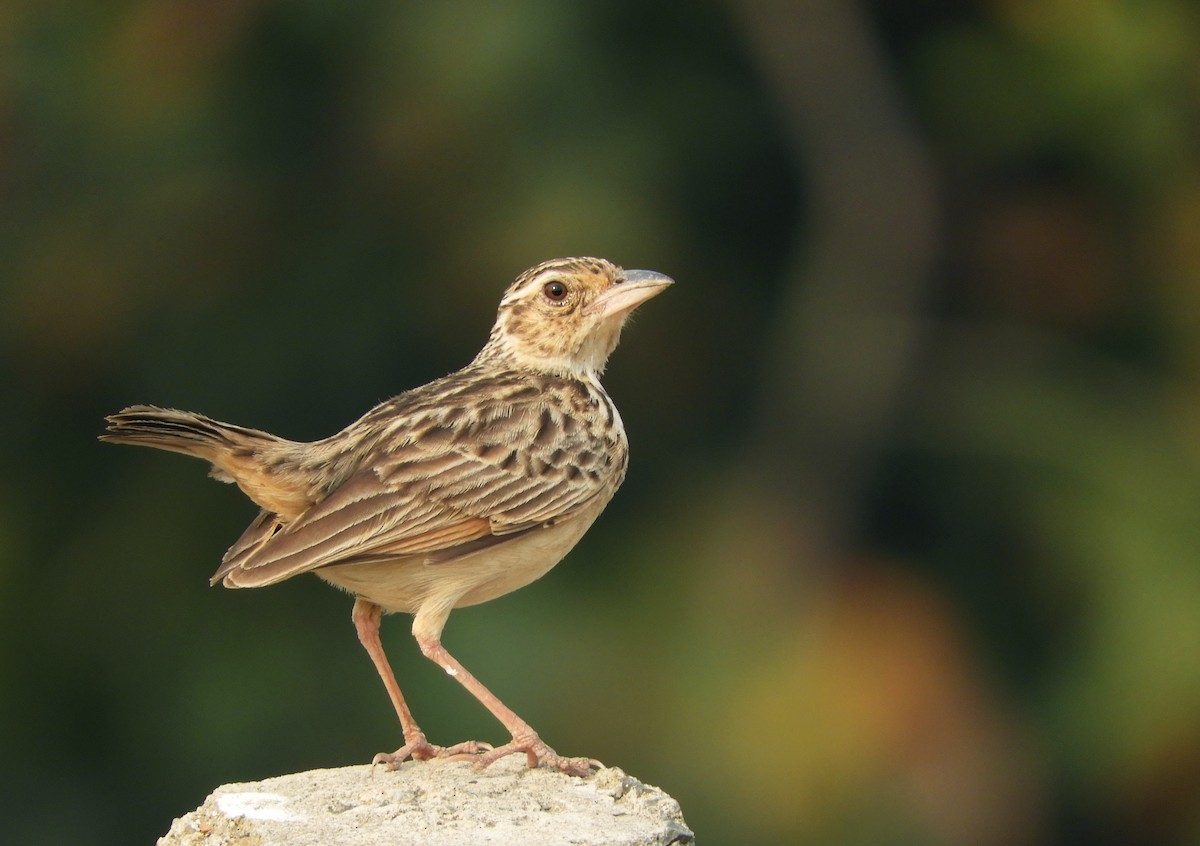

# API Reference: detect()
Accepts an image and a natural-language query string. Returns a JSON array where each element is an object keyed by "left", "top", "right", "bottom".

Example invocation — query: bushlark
[{"left": 101, "top": 257, "right": 670, "bottom": 776}]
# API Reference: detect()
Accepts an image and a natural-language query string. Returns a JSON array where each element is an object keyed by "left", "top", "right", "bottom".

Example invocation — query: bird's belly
[{"left": 315, "top": 505, "right": 604, "bottom": 615}]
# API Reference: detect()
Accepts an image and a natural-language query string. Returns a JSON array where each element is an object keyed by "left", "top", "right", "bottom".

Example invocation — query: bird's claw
[
  {"left": 472, "top": 736, "right": 600, "bottom": 777},
  {"left": 372, "top": 738, "right": 493, "bottom": 769}
]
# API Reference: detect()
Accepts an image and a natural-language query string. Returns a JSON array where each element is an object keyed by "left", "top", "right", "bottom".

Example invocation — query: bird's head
[{"left": 478, "top": 257, "right": 672, "bottom": 378}]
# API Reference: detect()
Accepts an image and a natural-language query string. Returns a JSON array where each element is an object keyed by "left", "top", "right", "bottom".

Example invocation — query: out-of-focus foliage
[{"left": 3, "top": 2, "right": 1200, "bottom": 845}]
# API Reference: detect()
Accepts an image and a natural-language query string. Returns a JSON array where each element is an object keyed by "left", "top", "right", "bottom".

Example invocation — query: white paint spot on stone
[{"left": 217, "top": 791, "right": 299, "bottom": 822}]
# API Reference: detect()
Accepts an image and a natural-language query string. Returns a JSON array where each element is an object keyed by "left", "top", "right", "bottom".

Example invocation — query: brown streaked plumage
[{"left": 101, "top": 257, "right": 671, "bottom": 776}]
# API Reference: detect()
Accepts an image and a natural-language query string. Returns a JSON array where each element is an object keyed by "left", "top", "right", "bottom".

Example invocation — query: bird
[{"left": 100, "top": 257, "right": 671, "bottom": 777}]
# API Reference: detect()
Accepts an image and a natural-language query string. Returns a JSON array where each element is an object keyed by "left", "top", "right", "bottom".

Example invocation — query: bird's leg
[
  {"left": 351, "top": 598, "right": 489, "bottom": 766},
  {"left": 415, "top": 633, "right": 599, "bottom": 777}
]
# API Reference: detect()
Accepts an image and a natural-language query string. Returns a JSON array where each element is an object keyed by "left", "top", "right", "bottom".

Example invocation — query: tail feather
[
  {"left": 101, "top": 405, "right": 315, "bottom": 518},
  {"left": 101, "top": 405, "right": 271, "bottom": 459}
]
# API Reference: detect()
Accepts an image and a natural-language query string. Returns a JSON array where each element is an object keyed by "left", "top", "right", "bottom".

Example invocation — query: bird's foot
[
  {"left": 372, "top": 736, "right": 493, "bottom": 769},
  {"left": 473, "top": 734, "right": 600, "bottom": 777}
]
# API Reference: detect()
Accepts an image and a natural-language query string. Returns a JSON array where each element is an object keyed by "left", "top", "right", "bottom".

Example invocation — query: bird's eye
[{"left": 542, "top": 280, "right": 568, "bottom": 302}]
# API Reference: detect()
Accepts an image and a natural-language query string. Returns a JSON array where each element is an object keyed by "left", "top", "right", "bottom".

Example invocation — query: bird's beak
[{"left": 591, "top": 269, "right": 674, "bottom": 320}]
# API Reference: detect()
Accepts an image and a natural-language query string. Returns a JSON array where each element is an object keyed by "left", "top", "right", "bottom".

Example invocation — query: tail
[
  {"left": 101, "top": 405, "right": 277, "bottom": 461},
  {"left": 102, "top": 405, "right": 315, "bottom": 519},
  {"left": 101, "top": 404, "right": 291, "bottom": 489}
]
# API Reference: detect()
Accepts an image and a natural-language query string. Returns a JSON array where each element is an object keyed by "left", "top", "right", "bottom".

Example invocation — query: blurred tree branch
[{"left": 733, "top": 0, "right": 941, "bottom": 554}]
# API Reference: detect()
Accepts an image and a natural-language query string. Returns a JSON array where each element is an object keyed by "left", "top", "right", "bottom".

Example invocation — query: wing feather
[{"left": 213, "top": 382, "right": 621, "bottom": 588}]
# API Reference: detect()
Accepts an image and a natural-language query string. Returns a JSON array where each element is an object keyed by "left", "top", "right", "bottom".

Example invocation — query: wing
[{"left": 213, "top": 390, "right": 621, "bottom": 588}]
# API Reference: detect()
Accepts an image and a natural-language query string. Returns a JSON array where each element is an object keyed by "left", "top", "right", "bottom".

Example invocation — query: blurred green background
[{"left": 4, "top": 1, "right": 1200, "bottom": 844}]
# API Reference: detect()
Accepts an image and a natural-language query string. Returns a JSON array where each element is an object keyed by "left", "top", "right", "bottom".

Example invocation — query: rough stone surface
[{"left": 157, "top": 758, "right": 694, "bottom": 845}]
